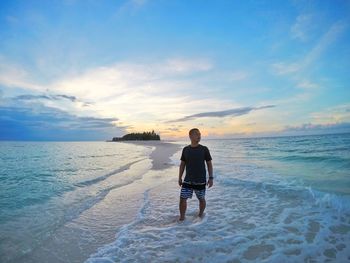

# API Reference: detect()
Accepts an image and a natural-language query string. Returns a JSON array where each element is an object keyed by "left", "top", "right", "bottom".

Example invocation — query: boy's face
[{"left": 190, "top": 130, "right": 201, "bottom": 143}]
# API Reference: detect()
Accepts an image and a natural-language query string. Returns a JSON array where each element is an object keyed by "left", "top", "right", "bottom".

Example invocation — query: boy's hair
[{"left": 189, "top": 128, "right": 200, "bottom": 136}]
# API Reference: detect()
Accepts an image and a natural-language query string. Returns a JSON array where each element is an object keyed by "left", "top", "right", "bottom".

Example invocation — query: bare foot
[
  {"left": 178, "top": 216, "right": 185, "bottom": 221},
  {"left": 198, "top": 213, "right": 204, "bottom": 218}
]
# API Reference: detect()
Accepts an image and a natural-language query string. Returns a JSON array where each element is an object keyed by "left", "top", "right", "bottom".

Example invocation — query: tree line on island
[{"left": 109, "top": 130, "right": 160, "bottom": 141}]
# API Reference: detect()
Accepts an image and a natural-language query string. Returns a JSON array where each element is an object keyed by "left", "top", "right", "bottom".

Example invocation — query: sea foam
[{"left": 86, "top": 139, "right": 350, "bottom": 262}]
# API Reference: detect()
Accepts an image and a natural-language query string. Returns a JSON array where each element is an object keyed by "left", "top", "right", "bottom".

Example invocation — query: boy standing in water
[{"left": 178, "top": 128, "right": 213, "bottom": 221}]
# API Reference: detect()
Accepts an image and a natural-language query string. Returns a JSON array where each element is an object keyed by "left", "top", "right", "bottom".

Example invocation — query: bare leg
[
  {"left": 198, "top": 198, "right": 206, "bottom": 217},
  {"left": 179, "top": 198, "right": 187, "bottom": 221}
]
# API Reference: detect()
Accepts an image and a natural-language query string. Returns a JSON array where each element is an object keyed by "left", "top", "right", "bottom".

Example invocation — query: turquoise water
[
  {"left": 87, "top": 133, "right": 350, "bottom": 262},
  {"left": 0, "top": 142, "right": 151, "bottom": 221},
  {"left": 0, "top": 141, "right": 154, "bottom": 262},
  {"left": 208, "top": 133, "right": 350, "bottom": 196},
  {"left": 1, "top": 133, "right": 350, "bottom": 262}
]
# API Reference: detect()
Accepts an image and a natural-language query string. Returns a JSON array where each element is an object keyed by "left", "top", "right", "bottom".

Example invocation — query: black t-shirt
[{"left": 180, "top": 144, "right": 212, "bottom": 184}]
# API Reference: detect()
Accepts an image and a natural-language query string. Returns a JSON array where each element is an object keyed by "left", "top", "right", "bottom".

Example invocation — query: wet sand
[
  {"left": 116, "top": 140, "right": 182, "bottom": 170},
  {"left": 19, "top": 140, "right": 183, "bottom": 263}
]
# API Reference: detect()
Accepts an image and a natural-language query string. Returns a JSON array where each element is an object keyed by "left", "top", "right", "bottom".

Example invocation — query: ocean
[{"left": 1, "top": 133, "right": 349, "bottom": 262}]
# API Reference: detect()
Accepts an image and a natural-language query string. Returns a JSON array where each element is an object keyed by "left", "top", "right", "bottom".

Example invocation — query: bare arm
[
  {"left": 206, "top": 160, "right": 213, "bottom": 187},
  {"left": 178, "top": 160, "right": 186, "bottom": 186},
  {"left": 206, "top": 160, "right": 213, "bottom": 178}
]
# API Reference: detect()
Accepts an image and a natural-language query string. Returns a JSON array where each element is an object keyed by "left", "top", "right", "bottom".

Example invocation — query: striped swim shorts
[{"left": 180, "top": 183, "right": 206, "bottom": 200}]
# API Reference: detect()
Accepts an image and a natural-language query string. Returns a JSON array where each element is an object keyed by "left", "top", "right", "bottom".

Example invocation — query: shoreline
[
  {"left": 3, "top": 136, "right": 350, "bottom": 262},
  {"left": 115, "top": 140, "right": 183, "bottom": 170},
  {"left": 17, "top": 140, "right": 183, "bottom": 263}
]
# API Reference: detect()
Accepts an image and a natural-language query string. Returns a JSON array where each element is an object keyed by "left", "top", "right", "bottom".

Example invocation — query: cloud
[
  {"left": 272, "top": 20, "right": 347, "bottom": 75},
  {"left": 161, "top": 127, "right": 182, "bottom": 133},
  {"left": 14, "top": 94, "right": 76, "bottom": 102},
  {"left": 0, "top": 56, "right": 207, "bottom": 96},
  {"left": 296, "top": 80, "right": 320, "bottom": 90},
  {"left": 115, "top": 0, "right": 148, "bottom": 17},
  {"left": 46, "top": 57, "right": 213, "bottom": 100},
  {"left": 206, "top": 131, "right": 247, "bottom": 139},
  {"left": 0, "top": 57, "right": 215, "bottom": 122},
  {"left": 12, "top": 93, "right": 93, "bottom": 106},
  {"left": 291, "top": 14, "right": 315, "bottom": 42},
  {"left": 246, "top": 122, "right": 257, "bottom": 126},
  {"left": 0, "top": 100, "right": 126, "bottom": 140},
  {"left": 303, "top": 21, "right": 347, "bottom": 67},
  {"left": 271, "top": 62, "right": 301, "bottom": 75},
  {"left": 165, "top": 105, "right": 276, "bottom": 123},
  {"left": 164, "top": 58, "right": 212, "bottom": 73},
  {"left": 309, "top": 103, "right": 350, "bottom": 123},
  {"left": 0, "top": 60, "right": 42, "bottom": 91},
  {"left": 0, "top": 56, "right": 233, "bottom": 139},
  {"left": 281, "top": 122, "right": 350, "bottom": 134}
]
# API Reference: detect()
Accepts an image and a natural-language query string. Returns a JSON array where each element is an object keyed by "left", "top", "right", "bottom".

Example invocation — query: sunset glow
[{"left": 1, "top": 1, "right": 349, "bottom": 140}]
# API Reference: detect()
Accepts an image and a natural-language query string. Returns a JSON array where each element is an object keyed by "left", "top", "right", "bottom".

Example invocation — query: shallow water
[
  {"left": 86, "top": 133, "right": 350, "bottom": 263},
  {"left": 1, "top": 133, "right": 350, "bottom": 262},
  {"left": 0, "top": 141, "right": 154, "bottom": 262}
]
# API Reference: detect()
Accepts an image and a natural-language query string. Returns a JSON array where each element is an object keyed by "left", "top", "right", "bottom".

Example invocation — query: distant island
[{"left": 108, "top": 130, "right": 160, "bottom": 141}]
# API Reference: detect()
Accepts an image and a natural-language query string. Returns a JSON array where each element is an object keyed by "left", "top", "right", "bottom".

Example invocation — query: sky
[{"left": 0, "top": 0, "right": 350, "bottom": 141}]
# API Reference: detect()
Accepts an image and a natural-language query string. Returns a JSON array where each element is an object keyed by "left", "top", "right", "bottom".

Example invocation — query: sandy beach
[
  {"left": 10, "top": 140, "right": 184, "bottom": 263},
  {"left": 117, "top": 140, "right": 183, "bottom": 170},
  {"left": 2, "top": 137, "right": 350, "bottom": 263},
  {"left": 86, "top": 136, "right": 350, "bottom": 262}
]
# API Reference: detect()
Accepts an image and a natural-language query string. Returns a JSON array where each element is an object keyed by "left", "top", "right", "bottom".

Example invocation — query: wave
[
  {"left": 77, "top": 153, "right": 120, "bottom": 159},
  {"left": 75, "top": 158, "right": 147, "bottom": 187},
  {"left": 217, "top": 174, "right": 350, "bottom": 213},
  {"left": 85, "top": 189, "right": 152, "bottom": 263},
  {"left": 65, "top": 180, "right": 145, "bottom": 223},
  {"left": 298, "top": 146, "right": 349, "bottom": 153},
  {"left": 84, "top": 167, "right": 350, "bottom": 263},
  {"left": 306, "top": 187, "right": 350, "bottom": 213},
  {"left": 276, "top": 155, "right": 349, "bottom": 163}
]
